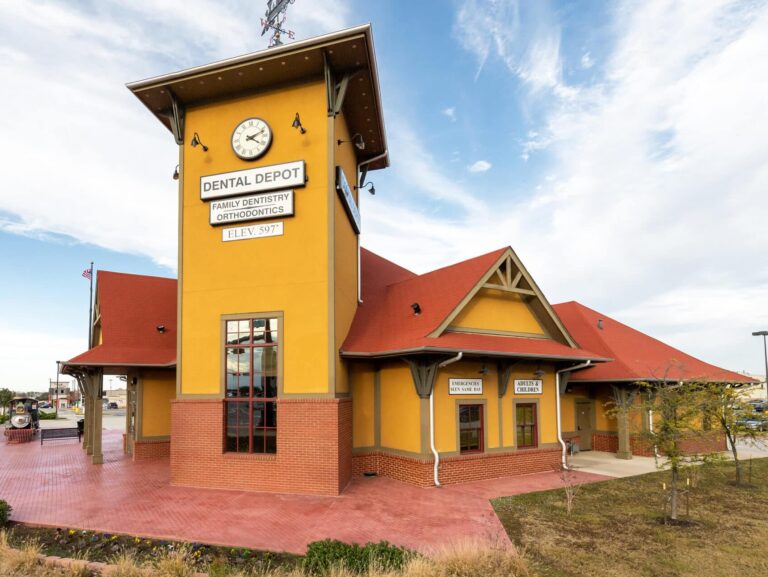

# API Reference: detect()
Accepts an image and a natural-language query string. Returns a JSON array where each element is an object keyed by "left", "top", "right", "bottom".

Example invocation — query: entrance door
[{"left": 575, "top": 400, "right": 594, "bottom": 451}]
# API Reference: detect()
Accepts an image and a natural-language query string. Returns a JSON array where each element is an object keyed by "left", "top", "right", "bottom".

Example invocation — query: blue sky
[{"left": 1, "top": 0, "right": 767, "bottom": 390}]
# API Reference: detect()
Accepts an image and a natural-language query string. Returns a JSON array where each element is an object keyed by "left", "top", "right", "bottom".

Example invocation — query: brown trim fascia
[{"left": 341, "top": 347, "right": 611, "bottom": 363}]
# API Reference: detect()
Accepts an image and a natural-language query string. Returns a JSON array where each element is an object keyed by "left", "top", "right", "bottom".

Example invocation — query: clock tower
[{"left": 128, "top": 25, "right": 388, "bottom": 495}]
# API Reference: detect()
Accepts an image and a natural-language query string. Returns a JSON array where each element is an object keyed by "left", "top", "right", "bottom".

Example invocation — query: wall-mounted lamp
[
  {"left": 533, "top": 364, "right": 545, "bottom": 378},
  {"left": 355, "top": 181, "right": 375, "bottom": 195},
  {"left": 292, "top": 113, "right": 307, "bottom": 134},
  {"left": 156, "top": 325, "right": 166, "bottom": 333},
  {"left": 190, "top": 132, "right": 208, "bottom": 151},
  {"left": 478, "top": 363, "right": 490, "bottom": 375},
  {"left": 337, "top": 133, "right": 365, "bottom": 151},
  {"left": 411, "top": 303, "right": 421, "bottom": 316},
  {"left": 172, "top": 165, "right": 179, "bottom": 180}
]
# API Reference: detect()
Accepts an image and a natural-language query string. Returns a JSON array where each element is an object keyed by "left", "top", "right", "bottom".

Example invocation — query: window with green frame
[
  {"left": 224, "top": 317, "right": 278, "bottom": 454},
  {"left": 516, "top": 403, "right": 537, "bottom": 448}
]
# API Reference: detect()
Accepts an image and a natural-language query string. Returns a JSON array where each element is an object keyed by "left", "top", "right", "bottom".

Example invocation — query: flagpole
[{"left": 88, "top": 261, "right": 94, "bottom": 349}]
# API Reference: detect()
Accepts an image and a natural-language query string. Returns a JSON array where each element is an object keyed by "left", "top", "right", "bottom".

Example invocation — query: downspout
[
  {"left": 356, "top": 150, "right": 388, "bottom": 303},
  {"left": 556, "top": 361, "right": 592, "bottom": 469},
  {"left": 431, "top": 352, "right": 463, "bottom": 487}
]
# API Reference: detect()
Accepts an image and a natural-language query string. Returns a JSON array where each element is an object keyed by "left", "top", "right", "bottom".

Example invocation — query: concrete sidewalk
[{"left": 568, "top": 451, "right": 658, "bottom": 477}]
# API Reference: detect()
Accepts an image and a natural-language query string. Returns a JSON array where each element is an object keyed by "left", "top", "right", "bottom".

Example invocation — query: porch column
[
  {"left": 91, "top": 370, "right": 104, "bottom": 464},
  {"left": 616, "top": 408, "right": 632, "bottom": 460},
  {"left": 79, "top": 374, "right": 94, "bottom": 455}
]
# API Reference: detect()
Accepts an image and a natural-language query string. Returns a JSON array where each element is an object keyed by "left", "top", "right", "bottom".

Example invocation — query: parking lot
[{"left": 38, "top": 408, "right": 125, "bottom": 432}]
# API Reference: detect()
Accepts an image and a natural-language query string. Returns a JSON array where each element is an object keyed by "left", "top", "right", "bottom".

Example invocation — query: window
[
  {"left": 224, "top": 317, "right": 278, "bottom": 454},
  {"left": 459, "top": 404, "right": 483, "bottom": 453},
  {"left": 516, "top": 403, "right": 537, "bottom": 448}
]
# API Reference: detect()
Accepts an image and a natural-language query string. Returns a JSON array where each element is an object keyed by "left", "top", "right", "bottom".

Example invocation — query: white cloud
[
  {"left": 580, "top": 51, "right": 594, "bottom": 69},
  {"left": 0, "top": 324, "right": 84, "bottom": 391},
  {"left": 0, "top": 0, "right": 352, "bottom": 387},
  {"left": 365, "top": 0, "right": 768, "bottom": 374},
  {"left": 442, "top": 107, "right": 457, "bottom": 122},
  {"left": 0, "top": 0, "right": 353, "bottom": 272},
  {"left": 453, "top": 0, "right": 574, "bottom": 97},
  {"left": 468, "top": 160, "right": 492, "bottom": 173}
]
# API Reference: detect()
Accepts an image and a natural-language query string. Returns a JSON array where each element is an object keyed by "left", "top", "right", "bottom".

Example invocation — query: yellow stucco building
[{"left": 62, "top": 25, "right": 747, "bottom": 494}]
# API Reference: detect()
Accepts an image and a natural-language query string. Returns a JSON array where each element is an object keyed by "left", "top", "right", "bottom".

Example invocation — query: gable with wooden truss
[{"left": 429, "top": 248, "right": 576, "bottom": 347}]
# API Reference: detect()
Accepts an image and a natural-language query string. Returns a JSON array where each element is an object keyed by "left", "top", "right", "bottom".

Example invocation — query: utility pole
[{"left": 752, "top": 330, "right": 768, "bottom": 402}]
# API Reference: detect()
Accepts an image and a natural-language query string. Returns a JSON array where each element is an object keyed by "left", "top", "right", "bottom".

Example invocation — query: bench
[{"left": 40, "top": 427, "right": 81, "bottom": 445}]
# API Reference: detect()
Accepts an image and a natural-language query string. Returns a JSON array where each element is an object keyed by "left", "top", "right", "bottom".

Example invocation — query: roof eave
[{"left": 340, "top": 347, "right": 611, "bottom": 363}]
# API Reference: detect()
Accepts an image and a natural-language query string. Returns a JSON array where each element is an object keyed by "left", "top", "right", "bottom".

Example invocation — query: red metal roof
[
  {"left": 553, "top": 301, "right": 753, "bottom": 383},
  {"left": 340, "top": 249, "right": 603, "bottom": 361},
  {"left": 65, "top": 271, "right": 176, "bottom": 368}
]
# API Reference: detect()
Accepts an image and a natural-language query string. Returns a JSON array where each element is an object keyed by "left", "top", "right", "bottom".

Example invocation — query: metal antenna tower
[{"left": 261, "top": 0, "right": 297, "bottom": 47}]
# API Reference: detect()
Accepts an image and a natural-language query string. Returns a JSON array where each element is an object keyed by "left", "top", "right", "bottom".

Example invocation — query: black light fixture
[
  {"left": 337, "top": 133, "right": 365, "bottom": 151},
  {"left": 172, "top": 165, "right": 179, "bottom": 180},
  {"left": 190, "top": 132, "right": 208, "bottom": 151},
  {"left": 292, "top": 112, "right": 307, "bottom": 134},
  {"left": 478, "top": 363, "right": 490, "bottom": 375},
  {"left": 156, "top": 325, "right": 166, "bottom": 333},
  {"left": 533, "top": 363, "right": 545, "bottom": 378},
  {"left": 355, "top": 181, "right": 375, "bottom": 195},
  {"left": 411, "top": 303, "right": 421, "bottom": 315}
]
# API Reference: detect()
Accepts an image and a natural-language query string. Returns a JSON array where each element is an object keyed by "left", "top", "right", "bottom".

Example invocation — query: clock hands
[{"left": 245, "top": 129, "right": 265, "bottom": 142}]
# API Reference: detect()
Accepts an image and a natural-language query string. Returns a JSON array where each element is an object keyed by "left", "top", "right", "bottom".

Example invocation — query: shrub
[
  {"left": 39, "top": 412, "right": 58, "bottom": 421},
  {"left": 410, "top": 542, "right": 531, "bottom": 577},
  {"left": 303, "top": 539, "right": 414, "bottom": 575},
  {"left": 0, "top": 501, "right": 11, "bottom": 526},
  {"left": 0, "top": 415, "right": 7, "bottom": 425}
]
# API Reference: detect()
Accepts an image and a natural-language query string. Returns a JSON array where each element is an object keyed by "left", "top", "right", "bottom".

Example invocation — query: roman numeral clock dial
[{"left": 231, "top": 118, "right": 272, "bottom": 160}]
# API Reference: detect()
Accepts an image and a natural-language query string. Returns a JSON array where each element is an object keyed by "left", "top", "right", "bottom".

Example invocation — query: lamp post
[{"left": 752, "top": 331, "right": 768, "bottom": 402}]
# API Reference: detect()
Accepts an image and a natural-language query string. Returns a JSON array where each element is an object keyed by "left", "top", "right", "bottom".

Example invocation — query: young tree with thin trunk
[
  {"left": 700, "top": 381, "right": 760, "bottom": 485},
  {"left": 637, "top": 379, "right": 713, "bottom": 522}
]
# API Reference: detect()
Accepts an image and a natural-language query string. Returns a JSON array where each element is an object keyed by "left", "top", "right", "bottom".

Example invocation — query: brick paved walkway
[{"left": 0, "top": 431, "right": 609, "bottom": 554}]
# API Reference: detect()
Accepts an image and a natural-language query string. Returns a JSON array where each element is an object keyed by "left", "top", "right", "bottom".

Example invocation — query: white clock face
[{"left": 231, "top": 118, "right": 272, "bottom": 160}]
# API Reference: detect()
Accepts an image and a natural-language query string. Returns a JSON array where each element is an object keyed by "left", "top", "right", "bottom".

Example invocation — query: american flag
[{"left": 82, "top": 268, "right": 92, "bottom": 280}]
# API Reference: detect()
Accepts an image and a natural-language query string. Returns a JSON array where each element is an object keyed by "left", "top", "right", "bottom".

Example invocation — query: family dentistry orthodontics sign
[
  {"left": 200, "top": 160, "right": 305, "bottom": 200},
  {"left": 210, "top": 191, "right": 294, "bottom": 225}
]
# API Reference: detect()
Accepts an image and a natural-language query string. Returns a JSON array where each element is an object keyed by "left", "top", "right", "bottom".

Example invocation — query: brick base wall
[
  {"left": 171, "top": 398, "right": 352, "bottom": 496},
  {"left": 591, "top": 431, "right": 727, "bottom": 457},
  {"left": 133, "top": 439, "right": 170, "bottom": 461},
  {"left": 592, "top": 433, "right": 619, "bottom": 453},
  {"left": 352, "top": 447, "right": 561, "bottom": 487}
]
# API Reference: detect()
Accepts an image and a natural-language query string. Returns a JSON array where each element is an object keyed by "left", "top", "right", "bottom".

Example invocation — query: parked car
[
  {"left": 748, "top": 400, "right": 766, "bottom": 413},
  {"left": 39, "top": 402, "right": 51, "bottom": 409},
  {"left": 107, "top": 402, "right": 119, "bottom": 410},
  {"left": 736, "top": 416, "right": 767, "bottom": 432}
]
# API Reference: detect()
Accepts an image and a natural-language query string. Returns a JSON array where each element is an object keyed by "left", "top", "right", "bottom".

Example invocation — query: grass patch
[
  {"left": 492, "top": 457, "right": 768, "bottom": 577},
  {"left": 4, "top": 524, "right": 298, "bottom": 574}
]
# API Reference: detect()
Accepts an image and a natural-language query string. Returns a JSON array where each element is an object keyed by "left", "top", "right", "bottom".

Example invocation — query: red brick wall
[
  {"left": 171, "top": 398, "right": 351, "bottom": 496},
  {"left": 590, "top": 432, "right": 727, "bottom": 457},
  {"left": 352, "top": 447, "right": 561, "bottom": 487},
  {"left": 592, "top": 433, "right": 619, "bottom": 453},
  {"left": 133, "top": 439, "right": 170, "bottom": 461}
]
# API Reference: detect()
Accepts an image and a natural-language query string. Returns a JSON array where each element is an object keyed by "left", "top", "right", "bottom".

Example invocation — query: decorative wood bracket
[
  {"left": 405, "top": 358, "right": 440, "bottom": 399},
  {"left": 497, "top": 361, "right": 518, "bottom": 397}
]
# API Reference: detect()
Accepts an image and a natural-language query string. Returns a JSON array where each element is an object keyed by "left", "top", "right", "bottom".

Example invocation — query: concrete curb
[{"left": 37, "top": 553, "right": 208, "bottom": 576}]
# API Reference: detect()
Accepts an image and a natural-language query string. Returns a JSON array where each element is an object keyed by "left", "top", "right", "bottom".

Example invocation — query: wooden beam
[
  {"left": 482, "top": 283, "right": 536, "bottom": 296},
  {"left": 511, "top": 271, "right": 522, "bottom": 288}
]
